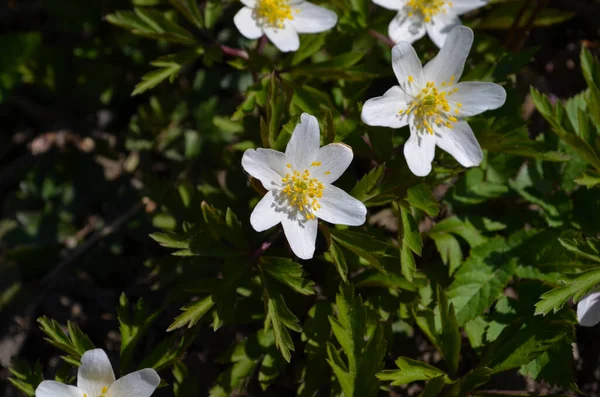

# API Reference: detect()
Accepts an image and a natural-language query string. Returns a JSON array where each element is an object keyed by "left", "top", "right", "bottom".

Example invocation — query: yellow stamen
[
  {"left": 254, "top": 0, "right": 297, "bottom": 29},
  {"left": 281, "top": 167, "right": 324, "bottom": 218},
  {"left": 406, "top": 0, "right": 452, "bottom": 21},
  {"left": 398, "top": 80, "right": 461, "bottom": 135}
]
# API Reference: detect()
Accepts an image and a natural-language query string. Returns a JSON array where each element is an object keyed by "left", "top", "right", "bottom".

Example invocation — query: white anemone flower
[
  {"left": 242, "top": 113, "right": 367, "bottom": 259},
  {"left": 35, "top": 349, "right": 160, "bottom": 397},
  {"left": 373, "top": 0, "right": 488, "bottom": 47},
  {"left": 361, "top": 26, "right": 506, "bottom": 177},
  {"left": 577, "top": 289, "right": 600, "bottom": 327},
  {"left": 233, "top": 0, "right": 337, "bottom": 52}
]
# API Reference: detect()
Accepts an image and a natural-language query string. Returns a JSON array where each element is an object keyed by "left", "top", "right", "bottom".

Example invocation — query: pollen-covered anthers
[
  {"left": 83, "top": 386, "right": 108, "bottom": 397},
  {"left": 400, "top": 76, "right": 462, "bottom": 135},
  {"left": 281, "top": 163, "right": 324, "bottom": 220},
  {"left": 406, "top": 0, "right": 453, "bottom": 22},
  {"left": 254, "top": 0, "right": 299, "bottom": 29}
]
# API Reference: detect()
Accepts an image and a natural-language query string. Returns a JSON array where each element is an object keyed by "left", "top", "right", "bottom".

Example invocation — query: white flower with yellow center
[
  {"left": 234, "top": 0, "right": 337, "bottom": 52},
  {"left": 361, "top": 27, "right": 506, "bottom": 176},
  {"left": 373, "top": 0, "right": 487, "bottom": 47},
  {"left": 35, "top": 349, "right": 160, "bottom": 397},
  {"left": 242, "top": 113, "right": 366, "bottom": 259}
]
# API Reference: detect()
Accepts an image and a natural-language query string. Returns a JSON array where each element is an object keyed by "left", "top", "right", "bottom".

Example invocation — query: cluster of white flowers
[
  {"left": 234, "top": 2, "right": 506, "bottom": 260},
  {"left": 36, "top": 349, "right": 159, "bottom": 397}
]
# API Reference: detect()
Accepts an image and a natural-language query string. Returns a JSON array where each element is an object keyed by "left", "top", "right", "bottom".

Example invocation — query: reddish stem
[
  {"left": 220, "top": 44, "right": 249, "bottom": 60},
  {"left": 368, "top": 29, "right": 395, "bottom": 48}
]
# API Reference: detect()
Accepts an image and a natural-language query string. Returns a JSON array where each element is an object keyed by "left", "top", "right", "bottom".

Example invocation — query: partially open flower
[
  {"left": 361, "top": 26, "right": 506, "bottom": 176},
  {"left": 234, "top": 0, "right": 337, "bottom": 52},
  {"left": 35, "top": 349, "right": 160, "bottom": 397},
  {"left": 242, "top": 113, "right": 366, "bottom": 259},
  {"left": 372, "top": 0, "right": 488, "bottom": 47}
]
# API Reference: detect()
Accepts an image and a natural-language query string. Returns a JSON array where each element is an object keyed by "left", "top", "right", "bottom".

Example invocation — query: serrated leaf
[
  {"left": 535, "top": 268, "right": 600, "bottom": 315},
  {"left": 329, "top": 241, "right": 349, "bottom": 283},
  {"left": 168, "top": 0, "right": 203, "bottom": 29},
  {"left": 406, "top": 184, "right": 439, "bottom": 216},
  {"left": 437, "top": 286, "right": 461, "bottom": 376},
  {"left": 167, "top": 295, "right": 215, "bottom": 331},
  {"left": 350, "top": 164, "right": 385, "bottom": 204},
  {"left": 259, "top": 257, "right": 315, "bottom": 295},
  {"left": 377, "top": 357, "right": 447, "bottom": 386},
  {"left": 447, "top": 237, "right": 518, "bottom": 325},
  {"left": 483, "top": 318, "right": 574, "bottom": 374},
  {"left": 118, "top": 294, "right": 161, "bottom": 372},
  {"left": 520, "top": 335, "right": 578, "bottom": 390},
  {"left": 327, "top": 284, "right": 386, "bottom": 397},
  {"left": 330, "top": 229, "right": 390, "bottom": 274},
  {"left": 558, "top": 237, "right": 600, "bottom": 263},
  {"left": 8, "top": 360, "right": 43, "bottom": 397}
]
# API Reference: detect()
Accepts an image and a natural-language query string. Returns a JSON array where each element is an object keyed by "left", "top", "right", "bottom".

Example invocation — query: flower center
[
  {"left": 281, "top": 163, "right": 325, "bottom": 220},
  {"left": 254, "top": 0, "right": 298, "bottom": 29},
  {"left": 83, "top": 386, "right": 108, "bottom": 397},
  {"left": 406, "top": 0, "right": 453, "bottom": 22},
  {"left": 399, "top": 76, "right": 462, "bottom": 135}
]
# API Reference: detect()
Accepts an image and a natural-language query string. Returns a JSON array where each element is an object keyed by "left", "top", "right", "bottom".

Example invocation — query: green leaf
[
  {"left": 37, "top": 317, "right": 94, "bottom": 362},
  {"left": 558, "top": 237, "right": 600, "bottom": 263},
  {"left": 259, "top": 265, "right": 303, "bottom": 362},
  {"left": 8, "top": 360, "right": 43, "bottom": 397},
  {"left": 377, "top": 357, "right": 447, "bottom": 386},
  {"left": 168, "top": 0, "right": 203, "bottom": 28},
  {"left": 419, "top": 376, "right": 447, "bottom": 397},
  {"left": 291, "top": 52, "right": 375, "bottom": 81},
  {"left": 460, "top": 367, "right": 492, "bottom": 393},
  {"left": 520, "top": 334, "right": 578, "bottom": 390},
  {"left": 290, "top": 33, "right": 327, "bottom": 66},
  {"left": 535, "top": 268, "right": 600, "bottom": 315},
  {"left": 437, "top": 286, "right": 461, "bottom": 376},
  {"left": 330, "top": 229, "right": 391, "bottom": 274},
  {"left": 259, "top": 257, "right": 315, "bottom": 296},
  {"left": 406, "top": 184, "right": 439, "bottom": 216},
  {"left": 118, "top": 293, "right": 161, "bottom": 372},
  {"left": 447, "top": 237, "right": 518, "bottom": 325},
  {"left": 167, "top": 295, "right": 215, "bottom": 331},
  {"left": 483, "top": 317, "right": 574, "bottom": 374},
  {"left": 476, "top": 4, "right": 574, "bottom": 29},
  {"left": 327, "top": 284, "right": 386, "bottom": 397},
  {"left": 350, "top": 164, "right": 385, "bottom": 204},
  {"left": 132, "top": 49, "right": 204, "bottom": 96},
  {"left": 297, "top": 302, "right": 334, "bottom": 397},
  {"left": 394, "top": 202, "right": 423, "bottom": 282},
  {"left": 329, "top": 241, "right": 349, "bottom": 283},
  {"left": 574, "top": 170, "right": 600, "bottom": 188},
  {"left": 106, "top": 9, "right": 196, "bottom": 44}
]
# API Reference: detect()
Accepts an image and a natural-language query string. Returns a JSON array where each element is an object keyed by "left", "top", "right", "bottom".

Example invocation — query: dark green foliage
[{"left": 2, "top": 1, "right": 596, "bottom": 396}]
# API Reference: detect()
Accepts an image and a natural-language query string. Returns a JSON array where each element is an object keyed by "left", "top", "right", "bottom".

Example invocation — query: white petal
[
  {"left": 291, "top": 2, "right": 337, "bottom": 33},
  {"left": 578, "top": 290, "right": 600, "bottom": 327},
  {"left": 435, "top": 121, "right": 483, "bottom": 168},
  {"left": 240, "top": 0, "right": 257, "bottom": 7},
  {"left": 281, "top": 216, "right": 318, "bottom": 260},
  {"left": 317, "top": 185, "right": 366, "bottom": 226},
  {"left": 391, "top": 41, "right": 425, "bottom": 95},
  {"left": 242, "top": 148, "right": 287, "bottom": 190},
  {"left": 77, "top": 349, "right": 116, "bottom": 397},
  {"left": 373, "top": 0, "right": 405, "bottom": 10},
  {"left": 404, "top": 128, "right": 436, "bottom": 176},
  {"left": 425, "top": 11, "right": 461, "bottom": 48},
  {"left": 313, "top": 143, "right": 353, "bottom": 183},
  {"left": 250, "top": 191, "right": 282, "bottom": 232},
  {"left": 450, "top": 82, "right": 506, "bottom": 117},
  {"left": 264, "top": 23, "right": 300, "bottom": 52},
  {"left": 234, "top": 7, "right": 264, "bottom": 40},
  {"left": 423, "top": 26, "right": 473, "bottom": 84},
  {"left": 388, "top": 12, "right": 426, "bottom": 47},
  {"left": 452, "top": 0, "right": 488, "bottom": 15},
  {"left": 361, "top": 86, "right": 411, "bottom": 128},
  {"left": 106, "top": 369, "right": 160, "bottom": 397},
  {"left": 36, "top": 381, "right": 82, "bottom": 397},
  {"left": 285, "top": 113, "right": 320, "bottom": 170}
]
